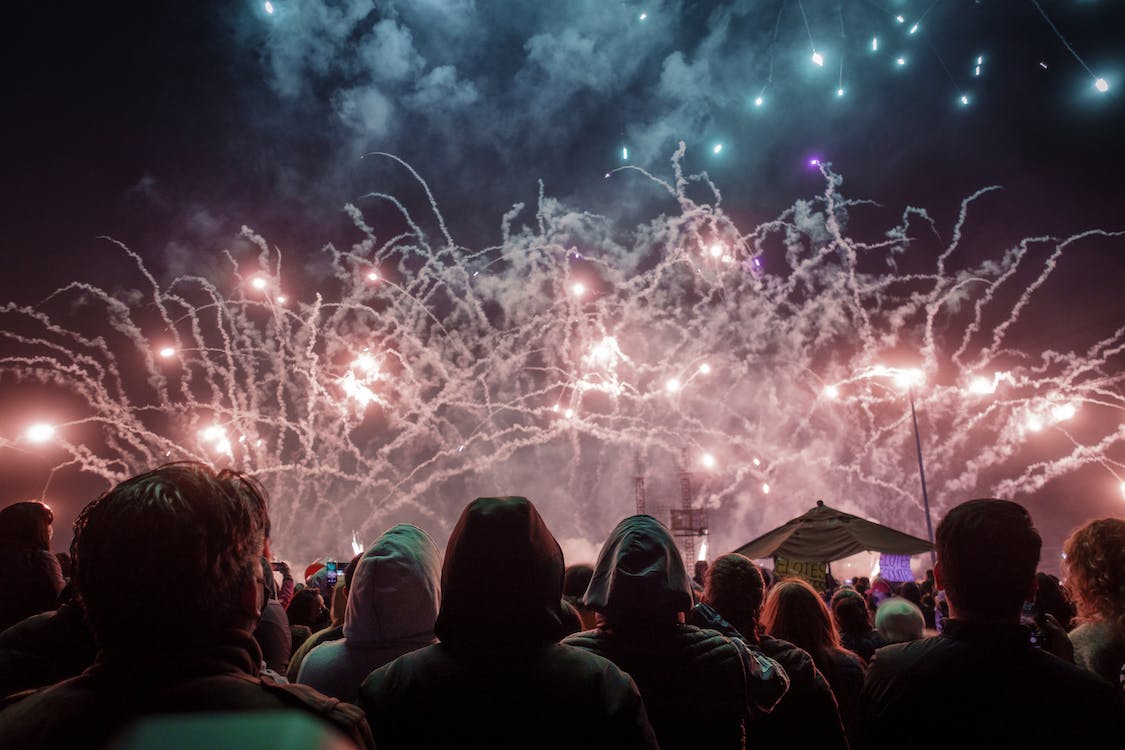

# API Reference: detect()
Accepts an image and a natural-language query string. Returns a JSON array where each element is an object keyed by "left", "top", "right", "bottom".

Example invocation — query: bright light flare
[
  {"left": 264, "top": 1, "right": 275, "bottom": 14},
  {"left": 697, "top": 536, "right": 708, "bottom": 562},
  {"left": 1026, "top": 416, "right": 1044, "bottom": 432},
  {"left": 639, "top": 12, "right": 647, "bottom": 21},
  {"left": 1051, "top": 403, "right": 1077, "bottom": 422},
  {"left": 896, "top": 57, "right": 906, "bottom": 67},
  {"left": 351, "top": 353, "right": 378, "bottom": 373},
  {"left": 275, "top": 295, "right": 288, "bottom": 304},
  {"left": 909, "top": 23, "right": 919, "bottom": 35},
  {"left": 351, "top": 530, "right": 363, "bottom": 556},
  {"left": 340, "top": 372, "right": 378, "bottom": 408},
  {"left": 25, "top": 423, "right": 56, "bottom": 444},
  {"left": 708, "top": 243, "right": 724, "bottom": 258},
  {"left": 712, "top": 143, "right": 723, "bottom": 154},
  {"left": 761, "top": 483, "right": 771, "bottom": 494},
  {"left": 571, "top": 282, "right": 587, "bottom": 298},
  {"left": 752, "top": 457, "right": 761, "bottom": 467},
  {"left": 871, "top": 37, "right": 878, "bottom": 52},
  {"left": 960, "top": 95, "right": 970, "bottom": 106},
  {"left": 1094, "top": 78, "right": 1109, "bottom": 93},
  {"left": 366, "top": 271, "right": 379, "bottom": 282},
  {"left": 1120, "top": 481, "right": 1125, "bottom": 499},
  {"left": 823, "top": 384, "right": 840, "bottom": 399},
  {"left": 700, "top": 453, "right": 716, "bottom": 469},
  {"left": 158, "top": 346, "right": 176, "bottom": 359},
  {"left": 754, "top": 96, "right": 763, "bottom": 107},
  {"left": 698, "top": 363, "right": 711, "bottom": 375},
  {"left": 968, "top": 376, "right": 995, "bottom": 395},
  {"left": 588, "top": 336, "right": 620, "bottom": 366},
  {"left": 811, "top": 51, "right": 824, "bottom": 67},
  {"left": 892, "top": 368, "right": 924, "bottom": 388},
  {"left": 836, "top": 87, "right": 845, "bottom": 97},
  {"left": 665, "top": 378, "right": 681, "bottom": 393},
  {"left": 250, "top": 276, "right": 268, "bottom": 291}
]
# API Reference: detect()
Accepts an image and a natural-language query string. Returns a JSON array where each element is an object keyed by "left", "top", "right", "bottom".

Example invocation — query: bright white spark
[
  {"left": 250, "top": 277, "right": 268, "bottom": 291},
  {"left": 811, "top": 51, "right": 824, "bottom": 67},
  {"left": 701, "top": 453, "right": 716, "bottom": 469},
  {"left": 158, "top": 346, "right": 176, "bottom": 359},
  {"left": 264, "top": 1, "right": 274, "bottom": 14},
  {"left": 968, "top": 376, "right": 995, "bottom": 395},
  {"left": 25, "top": 423, "right": 56, "bottom": 444},
  {"left": 762, "top": 483, "right": 771, "bottom": 494},
  {"left": 665, "top": 378, "right": 681, "bottom": 393},
  {"left": 698, "top": 363, "right": 711, "bottom": 375},
  {"left": 1095, "top": 78, "right": 1109, "bottom": 93},
  {"left": 712, "top": 143, "right": 723, "bottom": 154},
  {"left": 571, "top": 282, "right": 587, "bottom": 297},
  {"left": 1051, "top": 403, "right": 1077, "bottom": 422},
  {"left": 823, "top": 384, "right": 840, "bottom": 399}
]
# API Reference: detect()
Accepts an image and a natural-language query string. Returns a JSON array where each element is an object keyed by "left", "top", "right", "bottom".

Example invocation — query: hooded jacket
[
  {"left": 565, "top": 515, "right": 789, "bottom": 750},
  {"left": 296, "top": 524, "right": 440, "bottom": 702},
  {"left": 358, "top": 496, "right": 658, "bottom": 750}
]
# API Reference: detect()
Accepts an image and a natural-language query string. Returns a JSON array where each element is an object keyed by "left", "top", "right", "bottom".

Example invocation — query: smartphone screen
[
  {"left": 326, "top": 560, "right": 338, "bottom": 587},
  {"left": 1020, "top": 602, "right": 1043, "bottom": 649}
]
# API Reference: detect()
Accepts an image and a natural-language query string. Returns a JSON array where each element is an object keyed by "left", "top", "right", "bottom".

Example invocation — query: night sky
[{"left": 2, "top": 0, "right": 1123, "bottom": 565}]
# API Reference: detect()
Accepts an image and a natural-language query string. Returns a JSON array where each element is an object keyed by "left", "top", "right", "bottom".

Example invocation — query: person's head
[
  {"left": 1034, "top": 572, "right": 1074, "bottom": 630},
  {"left": 584, "top": 515, "right": 693, "bottom": 628},
  {"left": 435, "top": 496, "right": 565, "bottom": 648},
  {"left": 934, "top": 499, "right": 1041, "bottom": 622},
  {"left": 702, "top": 553, "right": 765, "bottom": 638},
  {"left": 761, "top": 578, "right": 841, "bottom": 667},
  {"left": 0, "top": 500, "right": 54, "bottom": 550},
  {"left": 287, "top": 587, "right": 326, "bottom": 629},
  {"left": 72, "top": 462, "right": 269, "bottom": 649},
  {"left": 831, "top": 589, "right": 872, "bottom": 635},
  {"left": 693, "top": 560, "right": 709, "bottom": 583},
  {"left": 1063, "top": 518, "right": 1125, "bottom": 635},
  {"left": 329, "top": 552, "right": 363, "bottom": 625},
  {"left": 563, "top": 563, "right": 594, "bottom": 600},
  {"left": 875, "top": 596, "right": 926, "bottom": 643},
  {"left": 899, "top": 581, "right": 922, "bottom": 607},
  {"left": 345, "top": 524, "right": 440, "bottom": 643}
]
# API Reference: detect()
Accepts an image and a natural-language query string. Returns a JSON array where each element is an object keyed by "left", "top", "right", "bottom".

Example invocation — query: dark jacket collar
[{"left": 90, "top": 628, "right": 263, "bottom": 681}]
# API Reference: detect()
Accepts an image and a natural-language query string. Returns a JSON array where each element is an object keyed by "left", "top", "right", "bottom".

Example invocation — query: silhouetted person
[
  {"left": 1064, "top": 518, "right": 1125, "bottom": 686},
  {"left": 0, "top": 501, "right": 64, "bottom": 633},
  {"left": 358, "top": 496, "right": 658, "bottom": 750},
  {"left": 564, "top": 515, "right": 788, "bottom": 750},
  {"left": 694, "top": 552, "right": 848, "bottom": 750},
  {"left": 298, "top": 524, "right": 440, "bottom": 702},
  {"left": 563, "top": 563, "right": 596, "bottom": 630},
  {"left": 762, "top": 578, "right": 865, "bottom": 744},
  {"left": 0, "top": 463, "right": 374, "bottom": 749},
  {"left": 831, "top": 588, "right": 884, "bottom": 663},
  {"left": 858, "top": 499, "right": 1125, "bottom": 749},
  {"left": 286, "top": 553, "right": 362, "bottom": 683}
]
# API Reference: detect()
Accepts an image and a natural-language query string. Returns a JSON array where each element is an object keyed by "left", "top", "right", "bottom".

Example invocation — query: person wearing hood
[
  {"left": 564, "top": 515, "right": 790, "bottom": 750},
  {"left": 297, "top": 524, "right": 440, "bottom": 702},
  {"left": 358, "top": 496, "right": 658, "bottom": 750}
]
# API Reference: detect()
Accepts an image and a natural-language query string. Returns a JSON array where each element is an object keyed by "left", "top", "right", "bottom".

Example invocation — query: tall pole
[{"left": 908, "top": 387, "right": 937, "bottom": 566}]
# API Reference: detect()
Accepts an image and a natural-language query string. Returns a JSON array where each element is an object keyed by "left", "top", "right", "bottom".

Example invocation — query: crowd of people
[{"left": 0, "top": 461, "right": 1123, "bottom": 748}]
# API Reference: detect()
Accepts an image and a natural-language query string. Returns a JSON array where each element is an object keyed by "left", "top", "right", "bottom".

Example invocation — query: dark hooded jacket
[
  {"left": 564, "top": 515, "right": 789, "bottom": 750},
  {"left": 358, "top": 496, "right": 658, "bottom": 750},
  {"left": 691, "top": 602, "right": 848, "bottom": 750}
]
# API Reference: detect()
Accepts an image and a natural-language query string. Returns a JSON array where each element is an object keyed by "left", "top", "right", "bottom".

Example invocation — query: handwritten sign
[{"left": 774, "top": 557, "right": 829, "bottom": 591}]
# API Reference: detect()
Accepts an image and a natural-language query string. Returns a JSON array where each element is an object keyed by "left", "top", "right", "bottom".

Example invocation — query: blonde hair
[{"left": 1063, "top": 518, "right": 1125, "bottom": 636}]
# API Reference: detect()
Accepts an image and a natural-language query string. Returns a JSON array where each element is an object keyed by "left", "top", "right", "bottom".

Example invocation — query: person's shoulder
[
  {"left": 868, "top": 634, "right": 949, "bottom": 673},
  {"left": 299, "top": 637, "right": 345, "bottom": 675}
]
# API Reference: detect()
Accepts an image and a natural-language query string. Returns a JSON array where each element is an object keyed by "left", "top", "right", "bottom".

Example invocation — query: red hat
[{"left": 304, "top": 562, "right": 325, "bottom": 582}]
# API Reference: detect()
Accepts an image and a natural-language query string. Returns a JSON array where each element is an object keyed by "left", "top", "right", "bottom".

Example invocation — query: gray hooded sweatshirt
[{"left": 296, "top": 524, "right": 440, "bottom": 702}]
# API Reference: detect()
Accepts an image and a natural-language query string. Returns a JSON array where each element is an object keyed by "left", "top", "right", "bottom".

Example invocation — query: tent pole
[{"left": 909, "top": 387, "right": 937, "bottom": 566}]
